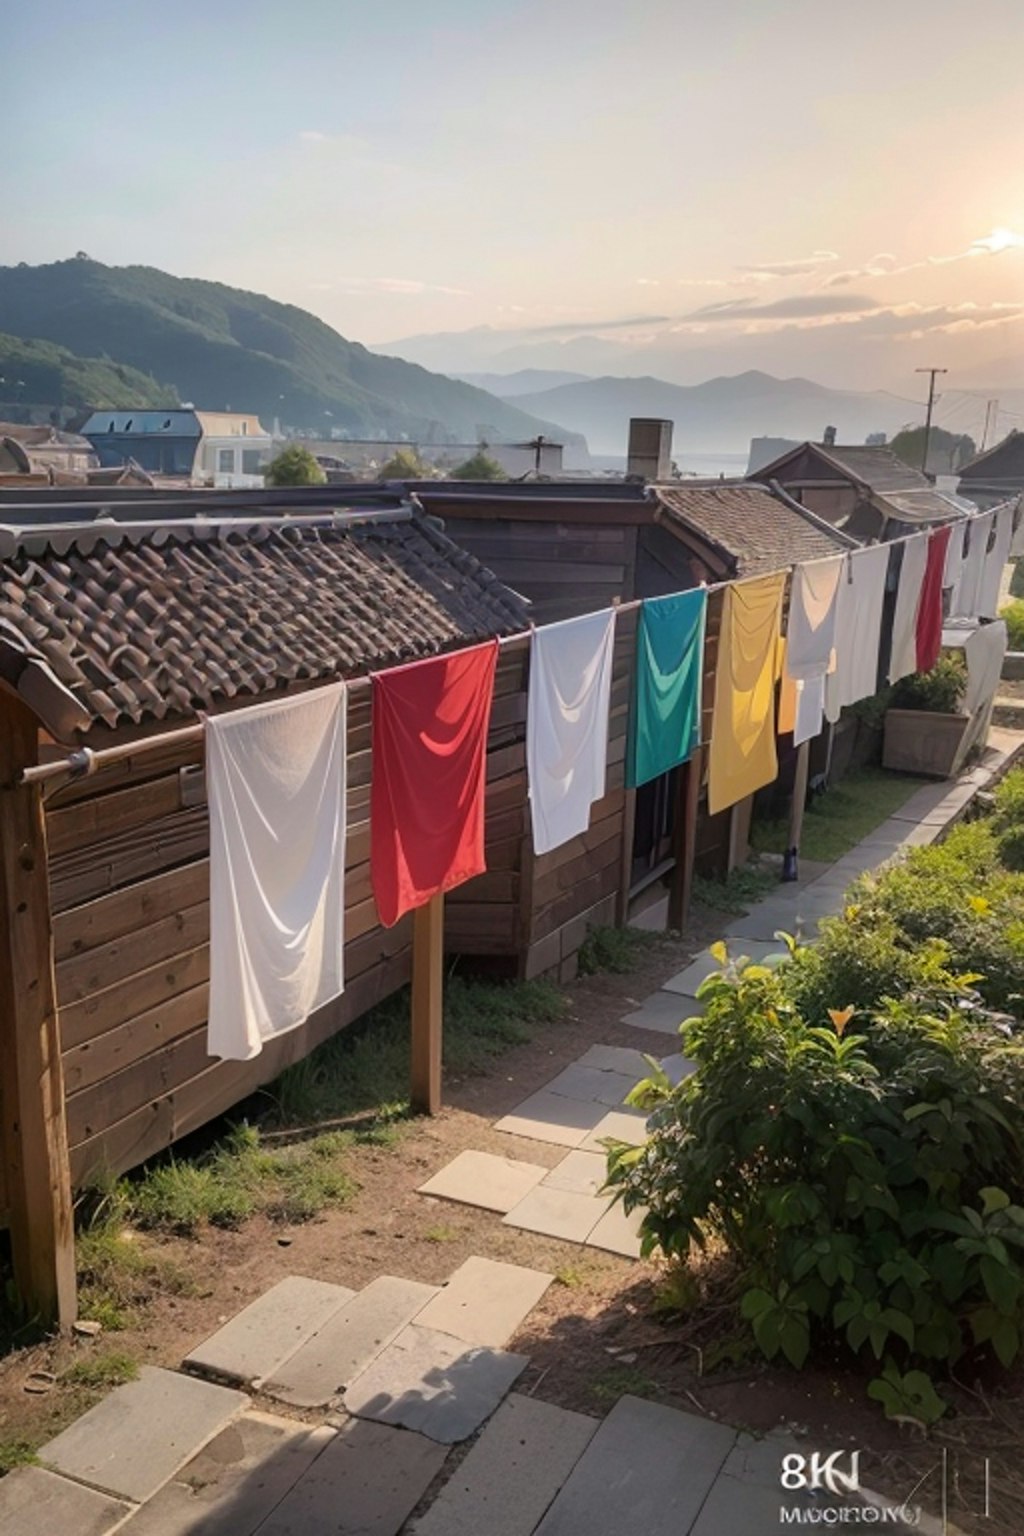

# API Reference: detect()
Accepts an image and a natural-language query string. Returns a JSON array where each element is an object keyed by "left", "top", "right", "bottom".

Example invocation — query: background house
[
  {"left": 81, "top": 409, "right": 273, "bottom": 484},
  {"left": 0, "top": 422, "right": 98, "bottom": 482},
  {"left": 957, "top": 431, "right": 1024, "bottom": 511}
]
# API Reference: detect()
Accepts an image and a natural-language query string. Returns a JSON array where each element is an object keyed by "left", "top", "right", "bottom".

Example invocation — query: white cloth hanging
[
  {"left": 527, "top": 609, "right": 616, "bottom": 856},
  {"left": 824, "top": 544, "right": 890, "bottom": 723},
  {"left": 887, "top": 532, "right": 929, "bottom": 683},
  {"left": 207, "top": 684, "right": 347, "bottom": 1062},
  {"left": 943, "top": 519, "right": 968, "bottom": 615},
  {"left": 978, "top": 504, "right": 1013, "bottom": 618},
  {"left": 963, "top": 620, "right": 1008, "bottom": 715},
  {"left": 959, "top": 512, "right": 993, "bottom": 619},
  {"left": 785, "top": 554, "right": 844, "bottom": 746}
]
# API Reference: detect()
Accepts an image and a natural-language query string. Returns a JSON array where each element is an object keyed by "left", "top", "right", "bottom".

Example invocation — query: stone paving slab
[
  {"left": 726, "top": 900, "right": 833, "bottom": 941},
  {"left": 264, "top": 1275, "right": 439, "bottom": 1409},
  {"left": 690, "top": 1430, "right": 814, "bottom": 1536},
  {"left": 255, "top": 1416, "right": 447, "bottom": 1536},
  {"left": 576, "top": 1043, "right": 651, "bottom": 1076},
  {"left": 621, "top": 990, "right": 694, "bottom": 1034},
  {"left": 183, "top": 1275, "right": 354, "bottom": 1388},
  {"left": 658, "top": 1052, "right": 695, "bottom": 1086},
  {"left": 408, "top": 1392, "right": 599, "bottom": 1536},
  {"left": 542, "top": 1148, "right": 608, "bottom": 1196},
  {"left": 0, "top": 1466, "right": 131, "bottom": 1536},
  {"left": 533, "top": 1394, "right": 737, "bottom": 1535},
  {"left": 495, "top": 1090, "right": 608, "bottom": 1147},
  {"left": 585, "top": 1199, "right": 646, "bottom": 1259},
  {"left": 580, "top": 1109, "right": 648, "bottom": 1151},
  {"left": 544, "top": 1062, "right": 640, "bottom": 1107},
  {"left": 40, "top": 1365, "right": 249, "bottom": 1504},
  {"left": 417, "top": 1150, "right": 547, "bottom": 1214},
  {"left": 117, "top": 1412, "right": 334, "bottom": 1536},
  {"left": 414, "top": 1256, "right": 552, "bottom": 1348},
  {"left": 661, "top": 939, "right": 780, "bottom": 998},
  {"left": 502, "top": 1183, "right": 610, "bottom": 1243},
  {"left": 343, "top": 1324, "right": 528, "bottom": 1443}
]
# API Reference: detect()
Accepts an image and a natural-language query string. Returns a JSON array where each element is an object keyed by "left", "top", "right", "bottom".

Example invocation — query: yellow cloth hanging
[
  {"left": 776, "top": 636, "right": 799, "bottom": 737},
  {"left": 708, "top": 573, "right": 786, "bottom": 815}
]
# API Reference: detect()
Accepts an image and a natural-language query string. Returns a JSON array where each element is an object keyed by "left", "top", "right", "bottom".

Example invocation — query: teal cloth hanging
[{"left": 627, "top": 589, "right": 707, "bottom": 789}]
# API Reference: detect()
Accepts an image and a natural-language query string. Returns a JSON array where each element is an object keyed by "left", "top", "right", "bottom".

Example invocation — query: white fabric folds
[
  {"left": 943, "top": 519, "right": 967, "bottom": 615},
  {"left": 825, "top": 544, "right": 890, "bottom": 723},
  {"left": 978, "top": 504, "right": 1013, "bottom": 619},
  {"left": 959, "top": 512, "right": 993, "bottom": 619},
  {"left": 207, "top": 684, "right": 347, "bottom": 1062},
  {"left": 785, "top": 554, "right": 844, "bottom": 746},
  {"left": 888, "top": 532, "right": 929, "bottom": 684},
  {"left": 527, "top": 609, "right": 616, "bottom": 856}
]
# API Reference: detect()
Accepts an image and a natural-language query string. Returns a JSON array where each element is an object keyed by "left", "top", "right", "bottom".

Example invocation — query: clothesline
[{"left": 17, "top": 517, "right": 984, "bottom": 787}]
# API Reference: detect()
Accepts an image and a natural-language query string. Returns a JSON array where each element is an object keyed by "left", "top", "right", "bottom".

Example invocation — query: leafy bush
[
  {"left": 991, "top": 765, "right": 1024, "bottom": 871},
  {"left": 264, "top": 445, "right": 327, "bottom": 486},
  {"left": 606, "top": 950, "right": 1024, "bottom": 1418},
  {"left": 1001, "top": 596, "right": 1024, "bottom": 648},
  {"left": 890, "top": 653, "right": 968, "bottom": 714}
]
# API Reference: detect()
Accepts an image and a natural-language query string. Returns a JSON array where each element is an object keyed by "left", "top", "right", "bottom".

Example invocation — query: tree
[
  {"left": 263, "top": 445, "right": 326, "bottom": 486},
  {"left": 377, "top": 446, "right": 426, "bottom": 479},
  {"left": 450, "top": 450, "right": 506, "bottom": 481},
  {"left": 889, "top": 425, "right": 976, "bottom": 476}
]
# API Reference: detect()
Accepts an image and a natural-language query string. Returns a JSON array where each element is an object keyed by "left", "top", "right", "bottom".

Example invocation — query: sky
[{"left": 2, "top": 0, "right": 1023, "bottom": 402}]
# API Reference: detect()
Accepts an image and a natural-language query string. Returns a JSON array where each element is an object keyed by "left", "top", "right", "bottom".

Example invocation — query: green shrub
[
  {"left": 1000, "top": 596, "right": 1024, "bottom": 649},
  {"left": 890, "top": 653, "right": 968, "bottom": 714},
  {"left": 991, "top": 765, "right": 1024, "bottom": 871},
  {"left": 606, "top": 950, "right": 1024, "bottom": 1418}
]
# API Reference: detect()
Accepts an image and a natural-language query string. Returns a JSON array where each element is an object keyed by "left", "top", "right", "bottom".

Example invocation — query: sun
[{"left": 970, "top": 227, "right": 1024, "bottom": 255}]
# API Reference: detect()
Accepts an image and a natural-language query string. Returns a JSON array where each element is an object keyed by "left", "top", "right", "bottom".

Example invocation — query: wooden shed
[
  {"left": 0, "top": 497, "right": 529, "bottom": 1324},
  {"left": 417, "top": 477, "right": 854, "bottom": 929}
]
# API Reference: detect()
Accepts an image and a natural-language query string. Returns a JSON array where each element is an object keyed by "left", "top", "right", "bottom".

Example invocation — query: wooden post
[
  {"left": 668, "top": 745, "right": 704, "bottom": 933},
  {"left": 410, "top": 892, "right": 444, "bottom": 1115},
  {"left": 616, "top": 788, "right": 637, "bottom": 925},
  {"left": 0, "top": 695, "right": 76, "bottom": 1329},
  {"left": 788, "top": 739, "right": 811, "bottom": 862}
]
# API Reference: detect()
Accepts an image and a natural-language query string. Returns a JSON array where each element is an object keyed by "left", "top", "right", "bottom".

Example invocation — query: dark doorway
[{"left": 631, "top": 768, "right": 677, "bottom": 888}]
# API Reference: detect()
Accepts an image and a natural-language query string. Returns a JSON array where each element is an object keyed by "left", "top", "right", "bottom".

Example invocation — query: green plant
[
  {"left": 61, "top": 1351, "right": 139, "bottom": 1390},
  {"left": 0, "top": 1440, "right": 40, "bottom": 1476},
  {"left": 692, "top": 862, "right": 776, "bottom": 916},
  {"left": 578, "top": 925, "right": 656, "bottom": 976},
  {"left": 1001, "top": 596, "right": 1024, "bottom": 649},
  {"left": 378, "top": 447, "right": 427, "bottom": 479},
  {"left": 990, "top": 764, "right": 1024, "bottom": 871},
  {"left": 890, "top": 653, "right": 968, "bottom": 715},
  {"left": 605, "top": 945, "right": 1024, "bottom": 1417},
  {"left": 263, "top": 444, "right": 327, "bottom": 486},
  {"left": 751, "top": 766, "right": 929, "bottom": 865},
  {"left": 449, "top": 449, "right": 506, "bottom": 481}
]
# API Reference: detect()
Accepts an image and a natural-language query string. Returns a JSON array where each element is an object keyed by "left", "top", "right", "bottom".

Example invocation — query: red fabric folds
[
  {"left": 916, "top": 525, "right": 953, "bottom": 672},
  {"left": 371, "top": 641, "right": 499, "bottom": 927}
]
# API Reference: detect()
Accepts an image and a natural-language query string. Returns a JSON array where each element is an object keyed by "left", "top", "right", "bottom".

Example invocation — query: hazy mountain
[
  {"left": 0, "top": 332, "right": 177, "bottom": 412},
  {"left": 0, "top": 260, "right": 584, "bottom": 448},
  {"left": 508, "top": 371, "right": 927, "bottom": 456},
  {"left": 453, "top": 368, "right": 592, "bottom": 396}
]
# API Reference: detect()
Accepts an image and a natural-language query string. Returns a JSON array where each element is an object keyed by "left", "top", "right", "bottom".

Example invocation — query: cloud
[
  {"left": 737, "top": 250, "right": 839, "bottom": 278},
  {"left": 675, "top": 277, "right": 732, "bottom": 289},
  {"left": 635, "top": 278, "right": 661, "bottom": 287},
  {"left": 824, "top": 254, "right": 899, "bottom": 286},
  {"left": 298, "top": 130, "right": 329, "bottom": 143},
  {"left": 333, "top": 277, "right": 470, "bottom": 297},
  {"left": 685, "top": 292, "right": 876, "bottom": 323},
  {"left": 826, "top": 230, "right": 1024, "bottom": 286}
]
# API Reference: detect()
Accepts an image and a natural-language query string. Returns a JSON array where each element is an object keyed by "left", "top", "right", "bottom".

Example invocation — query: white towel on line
[
  {"left": 888, "top": 532, "right": 929, "bottom": 684},
  {"left": 206, "top": 684, "right": 347, "bottom": 1062},
  {"left": 825, "top": 544, "right": 890, "bottom": 723},
  {"left": 527, "top": 609, "right": 616, "bottom": 857},
  {"left": 785, "top": 553, "right": 845, "bottom": 746}
]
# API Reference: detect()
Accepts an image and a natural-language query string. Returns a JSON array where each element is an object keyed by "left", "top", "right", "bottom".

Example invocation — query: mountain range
[{"left": 0, "top": 259, "right": 582, "bottom": 448}]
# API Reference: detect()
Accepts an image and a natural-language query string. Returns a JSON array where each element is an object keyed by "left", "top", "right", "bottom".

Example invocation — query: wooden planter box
[{"left": 882, "top": 708, "right": 971, "bottom": 778}]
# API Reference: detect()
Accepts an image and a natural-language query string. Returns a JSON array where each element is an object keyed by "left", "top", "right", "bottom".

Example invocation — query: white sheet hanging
[
  {"left": 824, "top": 544, "right": 890, "bottom": 723},
  {"left": 959, "top": 512, "right": 994, "bottom": 619},
  {"left": 963, "top": 620, "right": 1008, "bottom": 715},
  {"left": 978, "top": 504, "right": 1013, "bottom": 618},
  {"left": 785, "top": 554, "right": 844, "bottom": 746},
  {"left": 207, "top": 684, "right": 347, "bottom": 1062},
  {"left": 887, "top": 532, "right": 929, "bottom": 684},
  {"left": 943, "top": 519, "right": 968, "bottom": 615},
  {"left": 527, "top": 609, "right": 616, "bottom": 856}
]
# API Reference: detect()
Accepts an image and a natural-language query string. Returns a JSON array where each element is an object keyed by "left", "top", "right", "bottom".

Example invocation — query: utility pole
[
  {"left": 981, "top": 399, "right": 999, "bottom": 452},
  {"left": 915, "top": 367, "right": 947, "bottom": 475}
]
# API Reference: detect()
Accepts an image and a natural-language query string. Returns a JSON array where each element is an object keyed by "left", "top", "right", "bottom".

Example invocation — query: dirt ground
[{"left": 2, "top": 907, "right": 1022, "bottom": 1533}]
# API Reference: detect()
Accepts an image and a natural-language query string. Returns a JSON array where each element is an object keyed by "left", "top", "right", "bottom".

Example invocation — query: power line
[{"left": 915, "top": 367, "right": 948, "bottom": 472}]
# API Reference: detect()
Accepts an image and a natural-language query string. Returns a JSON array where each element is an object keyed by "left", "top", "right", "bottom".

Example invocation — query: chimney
[
  {"left": 626, "top": 417, "right": 673, "bottom": 480},
  {"left": 823, "top": 424, "right": 837, "bottom": 447}
]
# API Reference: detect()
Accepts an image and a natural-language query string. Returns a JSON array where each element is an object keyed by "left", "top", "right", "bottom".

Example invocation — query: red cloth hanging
[
  {"left": 371, "top": 640, "right": 498, "bottom": 927},
  {"left": 916, "top": 525, "right": 953, "bottom": 672}
]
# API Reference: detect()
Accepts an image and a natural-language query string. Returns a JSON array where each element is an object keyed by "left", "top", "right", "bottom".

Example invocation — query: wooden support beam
[
  {"left": 668, "top": 746, "right": 704, "bottom": 933},
  {"left": 616, "top": 788, "right": 637, "bottom": 926},
  {"left": 410, "top": 892, "right": 444, "bottom": 1115},
  {"left": 788, "top": 739, "right": 811, "bottom": 861},
  {"left": 0, "top": 695, "right": 76, "bottom": 1329}
]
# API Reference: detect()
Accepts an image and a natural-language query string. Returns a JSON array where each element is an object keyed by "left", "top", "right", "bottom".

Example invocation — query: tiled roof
[
  {"left": 0, "top": 510, "right": 528, "bottom": 739},
  {"left": 652, "top": 481, "right": 852, "bottom": 576},
  {"left": 959, "top": 430, "right": 1024, "bottom": 485},
  {"left": 813, "top": 444, "right": 932, "bottom": 493}
]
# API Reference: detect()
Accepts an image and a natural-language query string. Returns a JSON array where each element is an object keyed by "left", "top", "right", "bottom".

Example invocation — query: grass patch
[
  {"left": 0, "top": 1440, "right": 39, "bottom": 1476},
  {"left": 61, "top": 1350, "right": 138, "bottom": 1390},
  {"left": 267, "top": 973, "right": 567, "bottom": 1127},
  {"left": 423, "top": 1224, "right": 459, "bottom": 1244},
  {"left": 591, "top": 1365, "right": 660, "bottom": 1402},
  {"left": 578, "top": 925, "right": 657, "bottom": 976},
  {"left": 76, "top": 1221, "right": 198, "bottom": 1329},
  {"left": 750, "top": 766, "right": 929, "bottom": 865},
  {"left": 692, "top": 862, "right": 776, "bottom": 916}
]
